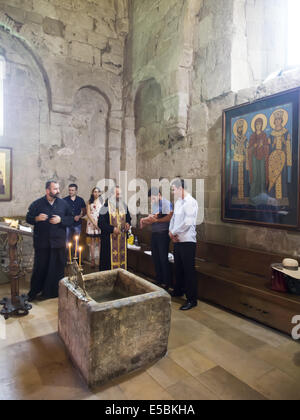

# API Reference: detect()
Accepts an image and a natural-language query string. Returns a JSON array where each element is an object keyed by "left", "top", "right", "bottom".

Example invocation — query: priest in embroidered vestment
[{"left": 98, "top": 186, "right": 131, "bottom": 271}]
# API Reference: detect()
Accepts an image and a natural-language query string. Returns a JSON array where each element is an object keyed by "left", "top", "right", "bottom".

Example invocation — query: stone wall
[
  {"left": 245, "top": 0, "right": 288, "bottom": 84},
  {"left": 126, "top": 0, "right": 289, "bottom": 185},
  {"left": 126, "top": 0, "right": 300, "bottom": 256},
  {"left": 0, "top": 0, "right": 129, "bottom": 217},
  {"left": 0, "top": 0, "right": 297, "bottom": 258},
  {"left": 124, "top": 0, "right": 196, "bottom": 183}
]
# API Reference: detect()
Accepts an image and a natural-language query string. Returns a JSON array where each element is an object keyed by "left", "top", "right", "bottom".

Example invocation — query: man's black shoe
[
  {"left": 27, "top": 296, "right": 36, "bottom": 303},
  {"left": 180, "top": 301, "right": 197, "bottom": 311}
]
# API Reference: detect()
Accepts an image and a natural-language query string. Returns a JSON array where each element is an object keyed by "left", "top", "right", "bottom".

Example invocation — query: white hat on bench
[{"left": 272, "top": 259, "right": 300, "bottom": 280}]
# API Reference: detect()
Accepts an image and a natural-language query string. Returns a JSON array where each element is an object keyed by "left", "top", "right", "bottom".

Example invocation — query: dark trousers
[
  {"left": 151, "top": 231, "right": 171, "bottom": 288},
  {"left": 99, "top": 236, "right": 111, "bottom": 272},
  {"left": 29, "top": 247, "right": 66, "bottom": 299},
  {"left": 173, "top": 242, "right": 197, "bottom": 303},
  {"left": 66, "top": 225, "right": 82, "bottom": 246}
]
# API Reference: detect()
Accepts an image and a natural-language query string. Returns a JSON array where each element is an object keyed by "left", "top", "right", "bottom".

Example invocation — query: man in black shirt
[
  {"left": 26, "top": 180, "right": 73, "bottom": 301},
  {"left": 63, "top": 184, "right": 86, "bottom": 250}
]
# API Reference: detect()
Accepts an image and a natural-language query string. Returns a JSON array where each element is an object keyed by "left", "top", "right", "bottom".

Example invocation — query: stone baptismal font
[{"left": 58, "top": 267, "right": 171, "bottom": 388}]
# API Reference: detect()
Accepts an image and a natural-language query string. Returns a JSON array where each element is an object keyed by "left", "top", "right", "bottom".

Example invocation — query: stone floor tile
[
  {"left": 251, "top": 344, "right": 300, "bottom": 382},
  {"left": 200, "top": 303, "right": 291, "bottom": 348},
  {"left": 147, "top": 356, "right": 191, "bottom": 388},
  {"left": 118, "top": 370, "right": 174, "bottom": 400},
  {"left": 168, "top": 345, "right": 216, "bottom": 377},
  {"left": 196, "top": 366, "right": 267, "bottom": 400},
  {"left": 190, "top": 331, "right": 274, "bottom": 387},
  {"left": 0, "top": 282, "right": 299, "bottom": 400},
  {"left": 185, "top": 308, "right": 266, "bottom": 352},
  {"left": 166, "top": 375, "right": 220, "bottom": 400},
  {"left": 253, "top": 368, "right": 300, "bottom": 400}
]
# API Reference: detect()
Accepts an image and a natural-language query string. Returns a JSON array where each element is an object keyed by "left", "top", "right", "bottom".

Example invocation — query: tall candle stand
[
  {"left": 67, "top": 258, "right": 86, "bottom": 294},
  {"left": 0, "top": 227, "right": 32, "bottom": 320}
]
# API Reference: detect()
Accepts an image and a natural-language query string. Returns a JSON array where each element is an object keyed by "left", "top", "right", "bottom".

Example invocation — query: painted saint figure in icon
[
  {"left": 231, "top": 119, "right": 249, "bottom": 201},
  {"left": 248, "top": 114, "right": 269, "bottom": 204},
  {"left": 268, "top": 109, "right": 292, "bottom": 206}
]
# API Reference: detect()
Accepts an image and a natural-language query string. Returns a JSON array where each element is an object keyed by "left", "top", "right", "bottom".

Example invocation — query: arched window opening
[{"left": 288, "top": 0, "right": 300, "bottom": 66}]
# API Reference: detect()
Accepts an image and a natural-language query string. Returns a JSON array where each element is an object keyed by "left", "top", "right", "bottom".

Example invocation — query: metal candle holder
[
  {"left": 67, "top": 259, "right": 86, "bottom": 295},
  {"left": 0, "top": 227, "right": 32, "bottom": 320}
]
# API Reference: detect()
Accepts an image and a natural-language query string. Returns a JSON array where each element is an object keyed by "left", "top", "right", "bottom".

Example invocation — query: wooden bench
[{"left": 128, "top": 228, "right": 300, "bottom": 336}]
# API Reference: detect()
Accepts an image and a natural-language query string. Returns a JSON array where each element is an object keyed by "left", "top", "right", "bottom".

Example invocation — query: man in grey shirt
[{"left": 140, "top": 188, "right": 173, "bottom": 290}]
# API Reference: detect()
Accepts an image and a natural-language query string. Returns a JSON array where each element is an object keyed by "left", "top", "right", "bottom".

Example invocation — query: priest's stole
[{"left": 108, "top": 201, "right": 127, "bottom": 270}]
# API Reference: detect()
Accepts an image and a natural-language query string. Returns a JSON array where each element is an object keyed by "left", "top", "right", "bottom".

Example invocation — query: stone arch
[
  {"left": 0, "top": 26, "right": 52, "bottom": 216},
  {"left": 0, "top": 29, "right": 50, "bottom": 108},
  {"left": 48, "top": 86, "right": 111, "bottom": 192},
  {"left": 72, "top": 85, "right": 111, "bottom": 179},
  {"left": 0, "top": 16, "right": 52, "bottom": 111},
  {"left": 60, "top": 84, "right": 122, "bottom": 183},
  {"left": 134, "top": 78, "right": 167, "bottom": 180},
  {"left": 70, "top": 78, "right": 118, "bottom": 113},
  {"left": 131, "top": 68, "right": 169, "bottom": 111},
  {"left": 134, "top": 78, "right": 164, "bottom": 136}
]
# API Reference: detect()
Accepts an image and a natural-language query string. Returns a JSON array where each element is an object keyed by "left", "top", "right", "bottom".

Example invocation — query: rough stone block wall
[
  {"left": 245, "top": 0, "right": 288, "bottom": 84},
  {"left": 127, "top": 0, "right": 299, "bottom": 256},
  {"left": 0, "top": 0, "right": 129, "bottom": 219},
  {"left": 124, "top": 0, "right": 196, "bottom": 184},
  {"left": 0, "top": 0, "right": 296, "bottom": 259}
]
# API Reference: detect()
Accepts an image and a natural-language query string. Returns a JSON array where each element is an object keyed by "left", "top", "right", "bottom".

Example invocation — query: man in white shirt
[{"left": 169, "top": 179, "right": 199, "bottom": 310}]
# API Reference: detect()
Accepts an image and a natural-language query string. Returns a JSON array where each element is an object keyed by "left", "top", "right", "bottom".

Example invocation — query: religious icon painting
[
  {"left": 0, "top": 147, "right": 12, "bottom": 201},
  {"left": 222, "top": 88, "right": 300, "bottom": 229}
]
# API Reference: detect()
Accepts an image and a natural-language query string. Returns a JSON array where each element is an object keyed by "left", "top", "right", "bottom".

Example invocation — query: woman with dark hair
[{"left": 86, "top": 187, "right": 102, "bottom": 268}]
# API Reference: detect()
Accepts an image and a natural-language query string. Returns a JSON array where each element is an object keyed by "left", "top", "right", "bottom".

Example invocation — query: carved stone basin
[{"left": 58, "top": 269, "right": 171, "bottom": 388}]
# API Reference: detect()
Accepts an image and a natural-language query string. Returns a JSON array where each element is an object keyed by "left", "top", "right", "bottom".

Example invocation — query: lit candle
[
  {"left": 75, "top": 236, "right": 79, "bottom": 259},
  {"left": 68, "top": 243, "right": 72, "bottom": 263},
  {"left": 79, "top": 246, "right": 83, "bottom": 267}
]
